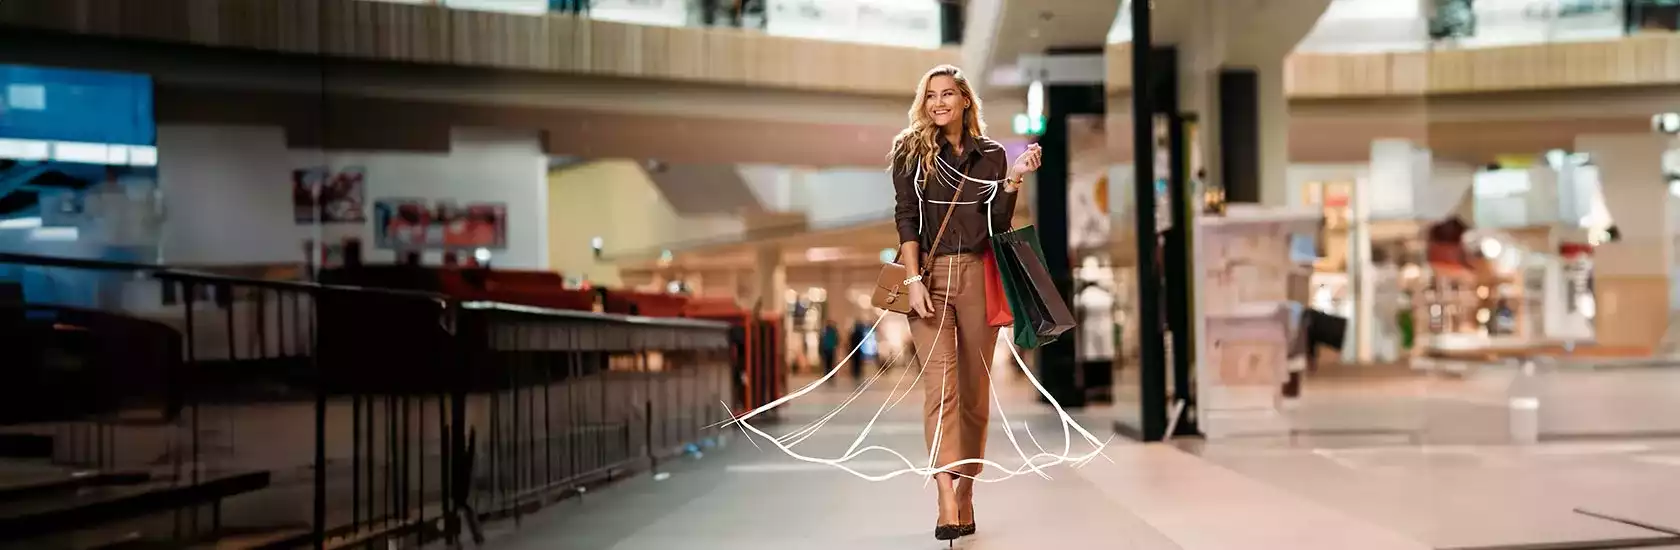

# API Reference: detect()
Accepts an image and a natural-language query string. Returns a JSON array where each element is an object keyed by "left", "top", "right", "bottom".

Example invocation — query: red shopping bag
[{"left": 982, "top": 248, "right": 1014, "bottom": 327}]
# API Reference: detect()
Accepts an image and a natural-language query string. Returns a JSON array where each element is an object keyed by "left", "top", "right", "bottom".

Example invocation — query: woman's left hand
[{"left": 1007, "top": 144, "right": 1043, "bottom": 183}]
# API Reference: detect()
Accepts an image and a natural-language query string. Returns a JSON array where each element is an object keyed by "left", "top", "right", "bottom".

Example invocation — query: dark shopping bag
[
  {"left": 991, "top": 234, "right": 1037, "bottom": 347},
  {"left": 991, "top": 226, "right": 1077, "bottom": 349}
]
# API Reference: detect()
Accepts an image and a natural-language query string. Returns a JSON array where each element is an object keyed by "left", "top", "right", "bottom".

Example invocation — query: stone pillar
[
  {"left": 1575, "top": 134, "right": 1670, "bottom": 352},
  {"left": 1340, "top": 138, "right": 1426, "bottom": 362},
  {"left": 1162, "top": 0, "right": 1331, "bottom": 209},
  {"left": 1256, "top": 58, "right": 1292, "bottom": 207},
  {"left": 746, "top": 244, "right": 787, "bottom": 315}
]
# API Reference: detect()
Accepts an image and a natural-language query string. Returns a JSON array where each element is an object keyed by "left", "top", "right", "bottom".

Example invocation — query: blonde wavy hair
[{"left": 888, "top": 64, "right": 986, "bottom": 180}]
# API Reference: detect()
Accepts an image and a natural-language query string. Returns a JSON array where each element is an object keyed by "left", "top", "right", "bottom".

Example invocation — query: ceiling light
[
  {"left": 1479, "top": 238, "right": 1503, "bottom": 259},
  {"left": 0, "top": 217, "right": 43, "bottom": 230},
  {"left": 29, "top": 227, "right": 78, "bottom": 241},
  {"left": 1027, "top": 80, "right": 1045, "bottom": 120}
]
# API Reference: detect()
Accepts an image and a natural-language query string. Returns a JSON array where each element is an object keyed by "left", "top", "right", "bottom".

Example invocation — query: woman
[{"left": 890, "top": 64, "right": 1042, "bottom": 541}]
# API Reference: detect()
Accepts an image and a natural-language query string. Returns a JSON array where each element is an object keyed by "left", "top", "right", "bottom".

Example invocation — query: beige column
[
  {"left": 1575, "top": 134, "right": 1670, "bottom": 352},
  {"left": 746, "top": 244, "right": 788, "bottom": 315},
  {"left": 1164, "top": 0, "right": 1331, "bottom": 208}
]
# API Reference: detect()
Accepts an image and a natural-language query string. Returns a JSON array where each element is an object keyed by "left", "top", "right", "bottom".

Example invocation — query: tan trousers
[{"left": 910, "top": 253, "right": 998, "bottom": 477}]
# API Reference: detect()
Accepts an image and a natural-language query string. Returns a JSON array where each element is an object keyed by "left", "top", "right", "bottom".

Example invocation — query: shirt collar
[{"left": 937, "top": 132, "right": 982, "bottom": 160}]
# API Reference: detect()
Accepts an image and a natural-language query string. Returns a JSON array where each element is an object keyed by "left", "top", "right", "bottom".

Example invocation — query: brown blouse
[{"left": 891, "top": 134, "right": 1017, "bottom": 257}]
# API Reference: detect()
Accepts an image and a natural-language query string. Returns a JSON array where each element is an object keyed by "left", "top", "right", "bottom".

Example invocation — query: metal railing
[
  {"left": 1295, "top": 0, "right": 1680, "bottom": 54},
  {"left": 359, "top": 0, "right": 956, "bottom": 44},
  {"left": 0, "top": 252, "right": 732, "bottom": 549}
]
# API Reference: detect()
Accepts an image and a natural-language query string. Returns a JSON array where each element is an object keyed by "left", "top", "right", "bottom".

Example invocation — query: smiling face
[{"left": 923, "top": 75, "right": 968, "bottom": 131}]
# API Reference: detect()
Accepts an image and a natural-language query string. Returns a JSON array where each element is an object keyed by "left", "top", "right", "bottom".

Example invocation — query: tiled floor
[
  {"left": 480, "top": 367, "right": 1429, "bottom": 550},
  {"left": 1183, "top": 365, "right": 1680, "bottom": 549},
  {"left": 477, "top": 364, "right": 1680, "bottom": 550}
]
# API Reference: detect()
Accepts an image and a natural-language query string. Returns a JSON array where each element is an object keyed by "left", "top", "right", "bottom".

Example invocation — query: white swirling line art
[{"left": 710, "top": 252, "right": 1112, "bottom": 484}]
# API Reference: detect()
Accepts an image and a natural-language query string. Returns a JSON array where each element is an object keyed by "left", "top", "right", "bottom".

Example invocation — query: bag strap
[
  {"left": 920, "top": 175, "right": 967, "bottom": 276},
  {"left": 892, "top": 160, "right": 968, "bottom": 277}
]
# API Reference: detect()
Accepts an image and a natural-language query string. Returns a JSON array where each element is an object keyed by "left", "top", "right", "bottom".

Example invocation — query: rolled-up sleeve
[
  {"left": 892, "top": 160, "right": 921, "bottom": 245},
  {"left": 987, "top": 151, "right": 1017, "bottom": 233}
]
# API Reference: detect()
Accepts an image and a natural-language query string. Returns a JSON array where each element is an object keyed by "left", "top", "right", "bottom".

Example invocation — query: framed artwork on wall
[
  {"left": 374, "top": 198, "right": 507, "bottom": 250},
  {"left": 293, "top": 166, "right": 367, "bottom": 224}
]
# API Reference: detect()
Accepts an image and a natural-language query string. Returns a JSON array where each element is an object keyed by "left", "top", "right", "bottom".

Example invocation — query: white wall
[
  {"left": 588, "top": 0, "right": 691, "bottom": 27},
  {"left": 1425, "top": 160, "right": 1477, "bottom": 220},
  {"left": 738, "top": 164, "right": 795, "bottom": 211},
  {"left": 1367, "top": 139, "right": 1431, "bottom": 219},
  {"left": 440, "top": 0, "right": 549, "bottom": 15},
  {"left": 548, "top": 159, "right": 743, "bottom": 285},
  {"left": 1296, "top": 0, "right": 1429, "bottom": 53},
  {"left": 739, "top": 164, "right": 895, "bottom": 228},
  {"left": 1291, "top": 0, "right": 1624, "bottom": 53},
  {"left": 1462, "top": 0, "right": 1624, "bottom": 48},
  {"left": 1287, "top": 163, "right": 1367, "bottom": 207},
  {"left": 1289, "top": 157, "right": 1473, "bottom": 221},
  {"left": 1473, "top": 168, "right": 1535, "bottom": 228},
  {"left": 766, "top": 0, "right": 944, "bottom": 49},
  {"left": 796, "top": 168, "right": 895, "bottom": 227},
  {"left": 158, "top": 125, "right": 550, "bottom": 268}
]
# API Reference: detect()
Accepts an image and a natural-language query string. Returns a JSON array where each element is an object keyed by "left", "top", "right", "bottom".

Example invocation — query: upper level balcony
[
  {"left": 0, "top": 0, "right": 963, "bottom": 97},
  {"left": 405, "top": 0, "right": 962, "bottom": 50},
  {"left": 1298, "top": 0, "right": 1673, "bottom": 53},
  {"left": 1108, "top": 0, "right": 1680, "bottom": 53},
  {"left": 1097, "top": 0, "right": 1680, "bottom": 98}
]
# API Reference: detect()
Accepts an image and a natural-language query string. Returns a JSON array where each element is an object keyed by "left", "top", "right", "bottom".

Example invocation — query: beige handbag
[{"left": 872, "top": 175, "right": 966, "bottom": 315}]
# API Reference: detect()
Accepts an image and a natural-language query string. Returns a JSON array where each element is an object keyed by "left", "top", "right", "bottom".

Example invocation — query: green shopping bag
[
  {"left": 991, "top": 225, "right": 1075, "bottom": 349},
  {"left": 992, "top": 228, "right": 1037, "bottom": 349}
]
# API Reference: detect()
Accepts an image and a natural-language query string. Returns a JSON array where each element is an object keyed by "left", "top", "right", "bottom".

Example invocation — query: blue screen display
[{"left": 0, "top": 64, "right": 155, "bottom": 146}]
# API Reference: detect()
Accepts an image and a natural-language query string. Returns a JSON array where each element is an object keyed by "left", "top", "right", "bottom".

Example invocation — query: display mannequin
[
  {"left": 1075, "top": 283, "right": 1116, "bottom": 361},
  {"left": 1369, "top": 248, "right": 1403, "bottom": 363}
]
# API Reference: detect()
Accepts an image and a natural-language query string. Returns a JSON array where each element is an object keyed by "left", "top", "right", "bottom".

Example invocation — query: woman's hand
[
  {"left": 1006, "top": 144, "right": 1043, "bottom": 184},
  {"left": 908, "top": 280, "right": 934, "bottom": 318}
]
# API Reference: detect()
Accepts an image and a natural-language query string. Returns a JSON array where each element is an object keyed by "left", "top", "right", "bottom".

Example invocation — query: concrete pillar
[
  {"left": 748, "top": 244, "right": 788, "bottom": 315},
  {"left": 1575, "top": 134, "right": 1670, "bottom": 352},
  {"left": 1369, "top": 139, "right": 1421, "bottom": 218},
  {"left": 1340, "top": 138, "right": 1425, "bottom": 361},
  {"left": 1259, "top": 60, "right": 1292, "bottom": 207},
  {"left": 1161, "top": 0, "right": 1331, "bottom": 208}
]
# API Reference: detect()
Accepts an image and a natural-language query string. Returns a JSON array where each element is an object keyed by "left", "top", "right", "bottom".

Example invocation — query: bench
[{"left": 0, "top": 471, "right": 270, "bottom": 542}]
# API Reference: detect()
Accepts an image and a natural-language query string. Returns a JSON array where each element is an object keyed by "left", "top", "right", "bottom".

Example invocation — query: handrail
[
  {"left": 0, "top": 252, "right": 726, "bottom": 330},
  {"left": 0, "top": 252, "right": 448, "bottom": 301},
  {"left": 459, "top": 301, "right": 728, "bottom": 330}
]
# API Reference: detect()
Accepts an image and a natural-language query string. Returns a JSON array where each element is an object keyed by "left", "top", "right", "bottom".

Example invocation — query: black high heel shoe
[
  {"left": 934, "top": 524, "right": 964, "bottom": 542},
  {"left": 958, "top": 523, "right": 976, "bottom": 537}
]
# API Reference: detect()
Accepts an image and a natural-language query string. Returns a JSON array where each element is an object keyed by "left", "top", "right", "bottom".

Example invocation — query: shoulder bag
[{"left": 872, "top": 168, "right": 967, "bottom": 316}]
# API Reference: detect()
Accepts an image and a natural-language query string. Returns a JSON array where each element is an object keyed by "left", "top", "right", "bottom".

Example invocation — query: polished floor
[
  {"left": 1183, "top": 364, "right": 1680, "bottom": 550},
  {"left": 480, "top": 363, "right": 1680, "bottom": 550}
]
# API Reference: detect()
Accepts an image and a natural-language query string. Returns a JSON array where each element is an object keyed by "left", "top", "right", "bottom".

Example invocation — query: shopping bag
[
  {"left": 1003, "top": 238, "right": 1069, "bottom": 347},
  {"left": 992, "top": 226, "right": 1077, "bottom": 349},
  {"left": 981, "top": 248, "right": 1014, "bottom": 327},
  {"left": 991, "top": 231, "right": 1038, "bottom": 348}
]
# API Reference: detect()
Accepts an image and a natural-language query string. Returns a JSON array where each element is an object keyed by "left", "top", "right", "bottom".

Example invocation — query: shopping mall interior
[{"left": 6, "top": 0, "right": 1680, "bottom": 548}]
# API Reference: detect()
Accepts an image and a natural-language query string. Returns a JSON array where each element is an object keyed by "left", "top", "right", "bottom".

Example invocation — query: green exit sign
[{"left": 1013, "top": 113, "right": 1045, "bottom": 135}]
